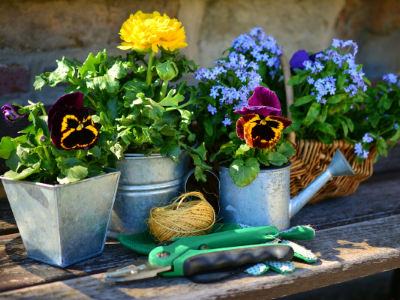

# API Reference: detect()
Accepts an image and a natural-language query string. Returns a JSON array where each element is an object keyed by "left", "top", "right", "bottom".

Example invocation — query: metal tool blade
[{"left": 104, "top": 259, "right": 172, "bottom": 282}]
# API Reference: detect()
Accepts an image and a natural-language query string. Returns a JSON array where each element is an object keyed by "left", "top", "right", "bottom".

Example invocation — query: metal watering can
[{"left": 185, "top": 149, "right": 355, "bottom": 231}]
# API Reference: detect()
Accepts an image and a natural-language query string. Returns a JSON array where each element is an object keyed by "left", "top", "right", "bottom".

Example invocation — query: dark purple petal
[
  {"left": 234, "top": 105, "right": 281, "bottom": 117},
  {"left": 48, "top": 92, "right": 84, "bottom": 131},
  {"left": 1, "top": 104, "right": 28, "bottom": 123},
  {"left": 310, "top": 51, "right": 323, "bottom": 62},
  {"left": 289, "top": 50, "right": 310, "bottom": 74}
]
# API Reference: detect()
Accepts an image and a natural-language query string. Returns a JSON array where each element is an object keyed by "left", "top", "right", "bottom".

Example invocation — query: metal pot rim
[
  {"left": 0, "top": 169, "right": 121, "bottom": 189},
  {"left": 122, "top": 141, "right": 198, "bottom": 159},
  {"left": 219, "top": 161, "right": 292, "bottom": 173}
]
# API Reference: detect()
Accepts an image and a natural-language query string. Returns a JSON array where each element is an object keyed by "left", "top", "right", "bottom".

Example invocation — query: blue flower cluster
[
  {"left": 382, "top": 73, "right": 400, "bottom": 87},
  {"left": 303, "top": 39, "right": 367, "bottom": 104},
  {"left": 354, "top": 133, "right": 373, "bottom": 159},
  {"left": 194, "top": 28, "right": 281, "bottom": 126}
]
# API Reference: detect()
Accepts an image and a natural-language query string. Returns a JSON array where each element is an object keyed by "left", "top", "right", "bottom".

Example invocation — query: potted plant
[
  {"left": 210, "top": 86, "right": 296, "bottom": 228},
  {"left": 193, "top": 27, "right": 286, "bottom": 149},
  {"left": 33, "top": 11, "right": 210, "bottom": 236},
  {"left": 0, "top": 92, "right": 120, "bottom": 267},
  {"left": 284, "top": 39, "right": 376, "bottom": 203}
]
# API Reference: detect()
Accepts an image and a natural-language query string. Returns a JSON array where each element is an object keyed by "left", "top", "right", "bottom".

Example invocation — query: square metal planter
[{"left": 1, "top": 170, "right": 120, "bottom": 267}]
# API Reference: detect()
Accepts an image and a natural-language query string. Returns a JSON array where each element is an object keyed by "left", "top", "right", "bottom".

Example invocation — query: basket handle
[{"left": 280, "top": 52, "right": 296, "bottom": 143}]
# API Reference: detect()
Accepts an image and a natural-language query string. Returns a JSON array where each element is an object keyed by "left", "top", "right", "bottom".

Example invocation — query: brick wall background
[{"left": 0, "top": 0, "right": 399, "bottom": 110}]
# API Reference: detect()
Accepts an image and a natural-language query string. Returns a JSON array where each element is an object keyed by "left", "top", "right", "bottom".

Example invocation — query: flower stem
[
  {"left": 43, "top": 146, "right": 54, "bottom": 175},
  {"left": 160, "top": 80, "right": 169, "bottom": 100},
  {"left": 41, "top": 105, "right": 47, "bottom": 116},
  {"left": 146, "top": 50, "right": 156, "bottom": 86},
  {"left": 86, "top": 94, "right": 100, "bottom": 111}
]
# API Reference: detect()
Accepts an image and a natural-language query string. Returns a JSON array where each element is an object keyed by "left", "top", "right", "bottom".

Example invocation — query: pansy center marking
[
  {"left": 59, "top": 114, "right": 99, "bottom": 150},
  {"left": 237, "top": 114, "right": 291, "bottom": 150}
]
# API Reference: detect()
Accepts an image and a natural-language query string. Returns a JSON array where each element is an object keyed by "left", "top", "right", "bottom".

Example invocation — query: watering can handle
[{"left": 184, "top": 169, "right": 220, "bottom": 193}]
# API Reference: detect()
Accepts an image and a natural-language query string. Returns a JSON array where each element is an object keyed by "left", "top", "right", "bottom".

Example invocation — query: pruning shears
[{"left": 105, "top": 226, "right": 294, "bottom": 282}]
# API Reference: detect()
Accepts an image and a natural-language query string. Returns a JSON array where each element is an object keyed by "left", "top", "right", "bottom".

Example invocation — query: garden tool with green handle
[{"left": 105, "top": 226, "right": 294, "bottom": 282}]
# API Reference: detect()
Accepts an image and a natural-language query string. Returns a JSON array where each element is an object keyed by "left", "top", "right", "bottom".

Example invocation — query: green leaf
[
  {"left": 0, "top": 136, "right": 18, "bottom": 159},
  {"left": 229, "top": 158, "right": 260, "bottom": 187},
  {"left": 110, "top": 142, "right": 127, "bottom": 160},
  {"left": 33, "top": 75, "right": 47, "bottom": 91},
  {"left": 79, "top": 51, "right": 107, "bottom": 79},
  {"left": 344, "top": 116, "right": 354, "bottom": 132},
  {"left": 317, "top": 133, "right": 331, "bottom": 144},
  {"left": 159, "top": 90, "right": 185, "bottom": 107},
  {"left": 339, "top": 118, "right": 348, "bottom": 137},
  {"left": 268, "top": 152, "right": 288, "bottom": 166},
  {"left": 203, "top": 117, "right": 213, "bottom": 137},
  {"left": 160, "top": 140, "right": 181, "bottom": 162},
  {"left": 257, "top": 154, "right": 270, "bottom": 166},
  {"left": 278, "top": 140, "right": 295, "bottom": 157},
  {"left": 89, "top": 146, "right": 101, "bottom": 158},
  {"left": 107, "top": 97, "right": 119, "bottom": 121},
  {"left": 363, "top": 77, "right": 371, "bottom": 86},
  {"left": 390, "top": 126, "right": 400, "bottom": 142},
  {"left": 235, "top": 144, "right": 251, "bottom": 156},
  {"left": 87, "top": 165, "right": 106, "bottom": 178},
  {"left": 337, "top": 74, "right": 346, "bottom": 88},
  {"left": 183, "top": 142, "right": 208, "bottom": 161},
  {"left": 108, "top": 61, "right": 126, "bottom": 79},
  {"left": 194, "top": 166, "right": 207, "bottom": 182},
  {"left": 327, "top": 94, "right": 346, "bottom": 104},
  {"left": 303, "top": 102, "right": 321, "bottom": 126},
  {"left": 376, "top": 138, "right": 388, "bottom": 157},
  {"left": 123, "top": 80, "right": 149, "bottom": 100},
  {"left": 48, "top": 57, "right": 74, "bottom": 86},
  {"left": 294, "top": 95, "right": 316, "bottom": 107},
  {"left": 287, "top": 73, "right": 308, "bottom": 86},
  {"left": 312, "top": 122, "right": 336, "bottom": 137},
  {"left": 4, "top": 162, "right": 41, "bottom": 181},
  {"left": 58, "top": 165, "right": 88, "bottom": 184},
  {"left": 86, "top": 74, "right": 120, "bottom": 94}
]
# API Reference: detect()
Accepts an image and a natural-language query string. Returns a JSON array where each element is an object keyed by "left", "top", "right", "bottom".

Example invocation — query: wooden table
[{"left": 1, "top": 153, "right": 400, "bottom": 299}]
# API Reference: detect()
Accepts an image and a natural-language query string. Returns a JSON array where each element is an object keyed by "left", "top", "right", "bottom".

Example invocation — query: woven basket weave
[{"left": 280, "top": 53, "right": 375, "bottom": 204}]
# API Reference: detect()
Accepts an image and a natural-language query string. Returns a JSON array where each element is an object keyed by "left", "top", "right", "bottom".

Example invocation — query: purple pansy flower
[
  {"left": 289, "top": 50, "right": 322, "bottom": 75},
  {"left": 1, "top": 104, "right": 28, "bottom": 123},
  {"left": 234, "top": 86, "right": 281, "bottom": 117}
]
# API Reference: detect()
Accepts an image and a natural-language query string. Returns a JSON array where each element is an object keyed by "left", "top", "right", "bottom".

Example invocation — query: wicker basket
[{"left": 280, "top": 53, "right": 375, "bottom": 204}]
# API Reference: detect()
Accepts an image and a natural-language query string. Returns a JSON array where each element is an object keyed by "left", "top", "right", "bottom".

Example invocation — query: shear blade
[{"left": 104, "top": 259, "right": 172, "bottom": 282}]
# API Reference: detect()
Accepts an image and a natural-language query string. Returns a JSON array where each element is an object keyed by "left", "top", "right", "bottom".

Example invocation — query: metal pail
[
  {"left": 1, "top": 170, "right": 121, "bottom": 267},
  {"left": 108, "top": 150, "right": 191, "bottom": 237},
  {"left": 218, "top": 163, "right": 292, "bottom": 231}
]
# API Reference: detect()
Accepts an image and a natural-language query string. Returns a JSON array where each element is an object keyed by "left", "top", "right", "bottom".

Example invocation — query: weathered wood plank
[
  {"left": 291, "top": 170, "right": 400, "bottom": 229},
  {"left": 0, "top": 197, "right": 17, "bottom": 236},
  {"left": 0, "top": 235, "right": 143, "bottom": 293},
  {"left": 1, "top": 215, "right": 400, "bottom": 300}
]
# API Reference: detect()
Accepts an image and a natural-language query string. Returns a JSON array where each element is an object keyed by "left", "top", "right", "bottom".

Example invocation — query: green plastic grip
[{"left": 149, "top": 226, "right": 279, "bottom": 277}]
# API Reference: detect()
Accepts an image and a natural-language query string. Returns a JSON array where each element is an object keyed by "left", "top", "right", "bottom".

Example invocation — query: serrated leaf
[
  {"left": 48, "top": 57, "right": 74, "bottom": 86},
  {"left": 33, "top": 75, "right": 47, "bottom": 91},
  {"left": 160, "top": 140, "right": 181, "bottom": 162},
  {"left": 159, "top": 89, "right": 185, "bottom": 107},
  {"left": 229, "top": 158, "right": 260, "bottom": 187},
  {"left": 79, "top": 51, "right": 107, "bottom": 79},
  {"left": 86, "top": 74, "right": 120, "bottom": 94},
  {"left": 108, "top": 61, "right": 126, "bottom": 79}
]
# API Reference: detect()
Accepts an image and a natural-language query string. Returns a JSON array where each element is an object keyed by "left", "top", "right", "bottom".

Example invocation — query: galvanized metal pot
[
  {"left": 1, "top": 170, "right": 121, "bottom": 267},
  {"left": 219, "top": 163, "right": 292, "bottom": 231},
  {"left": 108, "top": 150, "right": 191, "bottom": 237},
  {"left": 218, "top": 150, "right": 355, "bottom": 231}
]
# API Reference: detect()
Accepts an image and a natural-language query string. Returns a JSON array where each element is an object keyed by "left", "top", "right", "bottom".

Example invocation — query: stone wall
[{"left": 0, "top": 0, "right": 399, "bottom": 107}]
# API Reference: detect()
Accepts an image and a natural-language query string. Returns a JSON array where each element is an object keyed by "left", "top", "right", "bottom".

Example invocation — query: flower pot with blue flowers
[
  {"left": 0, "top": 92, "right": 120, "bottom": 267},
  {"left": 33, "top": 11, "right": 210, "bottom": 236},
  {"left": 284, "top": 39, "right": 379, "bottom": 204}
]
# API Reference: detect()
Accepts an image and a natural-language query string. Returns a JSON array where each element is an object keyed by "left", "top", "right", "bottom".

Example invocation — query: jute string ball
[{"left": 148, "top": 192, "right": 216, "bottom": 242}]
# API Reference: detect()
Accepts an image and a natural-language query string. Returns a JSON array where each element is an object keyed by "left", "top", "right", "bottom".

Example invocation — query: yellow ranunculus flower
[{"left": 118, "top": 11, "right": 188, "bottom": 53}]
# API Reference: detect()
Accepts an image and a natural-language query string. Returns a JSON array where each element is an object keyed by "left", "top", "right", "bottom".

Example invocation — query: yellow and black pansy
[
  {"left": 236, "top": 114, "right": 292, "bottom": 150},
  {"left": 48, "top": 92, "right": 99, "bottom": 150}
]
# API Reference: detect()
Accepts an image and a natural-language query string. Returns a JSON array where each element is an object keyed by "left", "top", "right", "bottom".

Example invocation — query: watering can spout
[{"left": 289, "top": 149, "right": 355, "bottom": 219}]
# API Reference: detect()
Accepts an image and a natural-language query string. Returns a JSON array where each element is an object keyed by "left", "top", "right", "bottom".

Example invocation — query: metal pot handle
[{"left": 184, "top": 168, "right": 220, "bottom": 193}]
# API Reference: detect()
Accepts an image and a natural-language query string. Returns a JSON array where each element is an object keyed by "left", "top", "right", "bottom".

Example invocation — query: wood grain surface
[
  {"left": 0, "top": 236, "right": 143, "bottom": 293},
  {"left": 1, "top": 215, "right": 399, "bottom": 300}
]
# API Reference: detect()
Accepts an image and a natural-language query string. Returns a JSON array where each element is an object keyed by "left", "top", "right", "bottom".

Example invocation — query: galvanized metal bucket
[
  {"left": 108, "top": 150, "right": 191, "bottom": 237},
  {"left": 1, "top": 170, "right": 121, "bottom": 267},
  {"left": 218, "top": 164, "right": 292, "bottom": 231}
]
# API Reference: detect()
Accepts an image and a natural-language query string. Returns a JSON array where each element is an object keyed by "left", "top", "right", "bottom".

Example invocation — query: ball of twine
[{"left": 148, "top": 192, "right": 216, "bottom": 242}]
